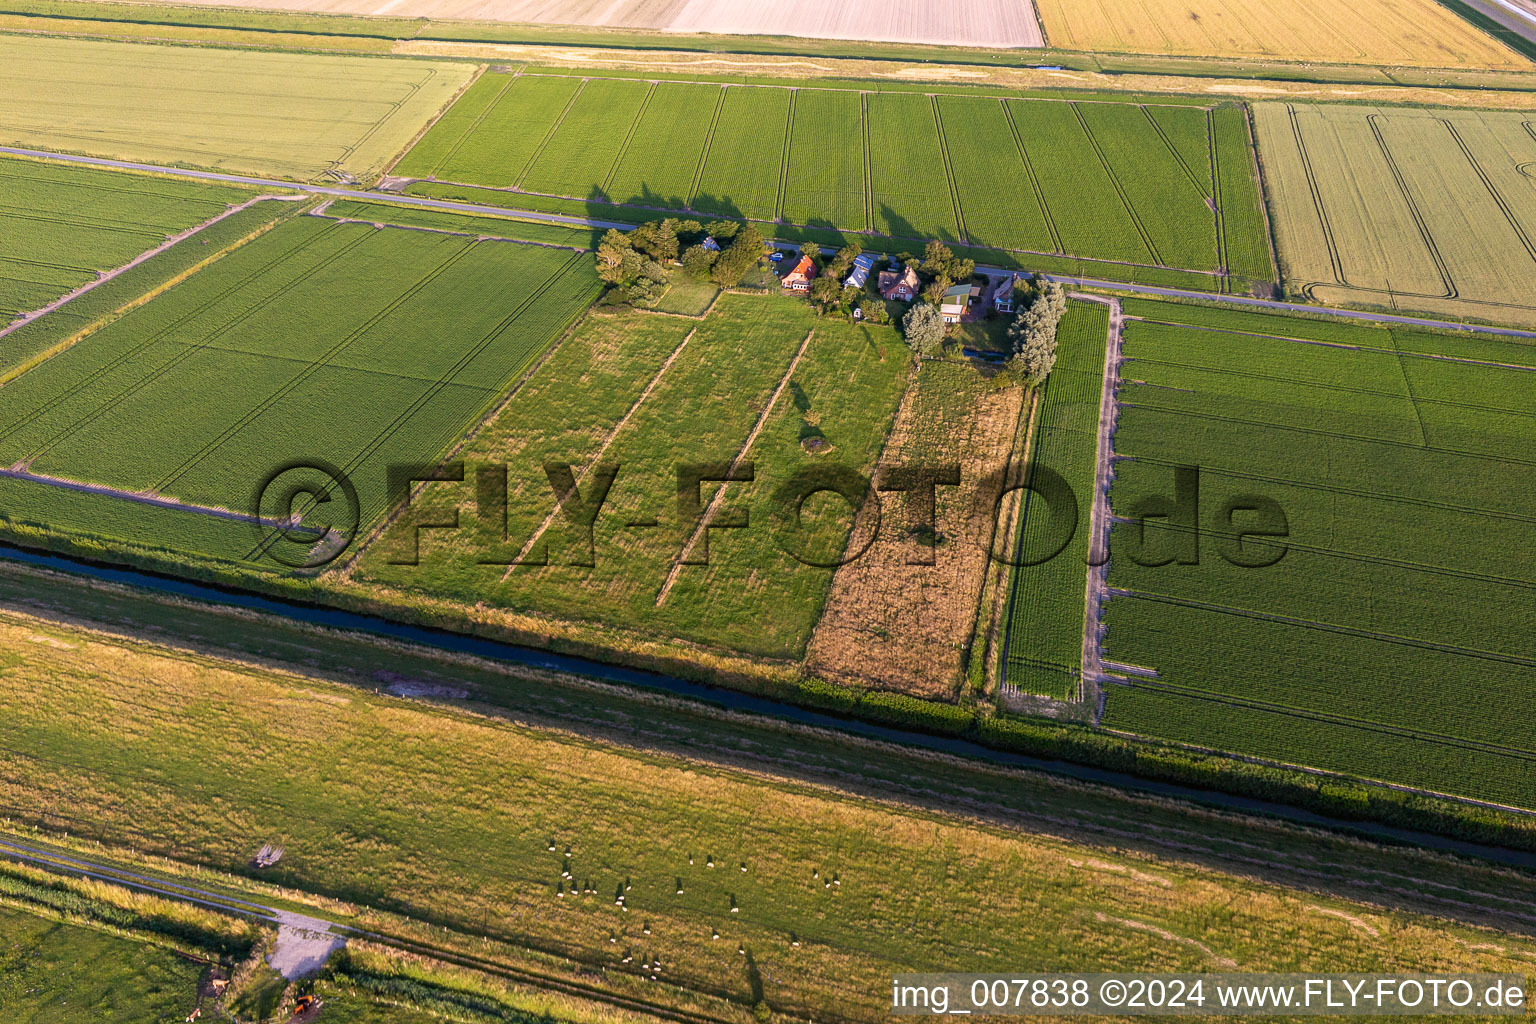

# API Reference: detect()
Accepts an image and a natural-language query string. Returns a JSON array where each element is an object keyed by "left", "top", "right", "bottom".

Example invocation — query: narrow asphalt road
[{"left": 8, "top": 145, "right": 1536, "bottom": 341}]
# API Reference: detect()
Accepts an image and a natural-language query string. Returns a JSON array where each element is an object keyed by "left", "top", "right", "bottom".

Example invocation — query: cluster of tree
[
  {"left": 1007, "top": 280, "right": 1068, "bottom": 388},
  {"left": 595, "top": 217, "right": 767, "bottom": 305},
  {"left": 917, "top": 240, "right": 975, "bottom": 306}
]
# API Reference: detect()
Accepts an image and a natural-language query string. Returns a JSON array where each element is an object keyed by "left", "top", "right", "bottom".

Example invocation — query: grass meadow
[
  {"left": 0, "top": 214, "right": 598, "bottom": 564},
  {"left": 398, "top": 72, "right": 1274, "bottom": 283},
  {"left": 1001, "top": 301, "right": 1109, "bottom": 699},
  {"left": 0, "top": 157, "right": 252, "bottom": 323},
  {"left": 1033, "top": 0, "right": 1527, "bottom": 68},
  {"left": 1099, "top": 299, "right": 1536, "bottom": 808},
  {"left": 2, "top": 603, "right": 1536, "bottom": 1024},
  {"left": 0, "top": 34, "right": 473, "bottom": 181},
  {"left": 354, "top": 293, "right": 908, "bottom": 659},
  {"left": 0, "top": 905, "right": 204, "bottom": 1020},
  {"left": 1255, "top": 103, "right": 1536, "bottom": 323}
]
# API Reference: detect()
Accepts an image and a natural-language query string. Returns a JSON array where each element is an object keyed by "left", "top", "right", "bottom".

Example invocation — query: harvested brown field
[
  {"left": 807, "top": 362, "right": 1025, "bottom": 698},
  {"left": 1035, "top": 0, "right": 1528, "bottom": 68},
  {"left": 152, "top": 0, "right": 1046, "bottom": 47}
]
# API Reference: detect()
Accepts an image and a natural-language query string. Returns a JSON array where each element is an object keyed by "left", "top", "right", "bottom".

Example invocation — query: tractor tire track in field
[
  {"left": 1105, "top": 666, "right": 1536, "bottom": 768},
  {"left": 1441, "top": 118, "right": 1536, "bottom": 267},
  {"left": 1074, "top": 293, "right": 1123, "bottom": 721},
  {"left": 513, "top": 79, "right": 589, "bottom": 192},
  {"left": 775, "top": 89, "right": 796, "bottom": 224},
  {"left": 1070, "top": 103, "right": 1162, "bottom": 267},
  {"left": 244, "top": 251, "right": 589, "bottom": 564},
  {"left": 500, "top": 325, "right": 698, "bottom": 576},
  {"left": 929, "top": 96, "right": 969, "bottom": 244},
  {"left": 684, "top": 86, "right": 728, "bottom": 210},
  {"left": 15, "top": 225, "right": 374, "bottom": 471},
  {"left": 159, "top": 237, "right": 478, "bottom": 496},
  {"left": 1001, "top": 100, "right": 1063, "bottom": 254},
  {"left": 655, "top": 328, "right": 815, "bottom": 607},
  {"left": 1205, "top": 108, "right": 1229, "bottom": 284},
  {"left": 600, "top": 82, "right": 657, "bottom": 198},
  {"left": 1366, "top": 114, "right": 1457, "bottom": 300},
  {"left": 0, "top": 218, "right": 352, "bottom": 448},
  {"left": 1286, "top": 105, "right": 1348, "bottom": 287},
  {"left": 429, "top": 71, "right": 515, "bottom": 181},
  {"left": 0, "top": 195, "right": 302, "bottom": 342}
]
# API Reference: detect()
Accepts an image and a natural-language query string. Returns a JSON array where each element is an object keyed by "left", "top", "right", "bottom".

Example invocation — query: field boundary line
[
  {"left": 654, "top": 328, "right": 815, "bottom": 607},
  {"left": 1236, "top": 103, "right": 1282, "bottom": 286},
  {"left": 18, "top": 224, "right": 376, "bottom": 471},
  {"left": 601, "top": 81, "right": 657, "bottom": 197},
  {"left": 156, "top": 237, "right": 479, "bottom": 496},
  {"left": 496, "top": 323, "right": 699, "bottom": 575},
  {"left": 1441, "top": 118, "right": 1536, "bottom": 267},
  {"left": 1286, "top": 105, "right": 1347, "bottom": 286},
  {"left": 1069, "top": 103, "right": 1162, "bottom": 267},
  {"left": 775, "top": 89, "right": 796, "bottom": 223},
  {"left": 0, "top": 211, "right": 343, "bottom": 436},
  {"left": 930, "top": 96, "right": 969, "bottom": 244},
  {"left": 685, "top": 86, "right": 728, "bottom": 209},
  {"left": 0, "top": 194, "right": 298, "bottom": 344},
  {"left": 1076, "top": 293, "right": 1122, "bottom": 721},
  {"left": 1365, "top": 113, "right": 1457, "bottom": 300},
  {"left": 513, "top": 78, "right": 588, "bottom": 192},
  {"left": 1000, "top": 99, "right": 1062, "bottom": 254}
]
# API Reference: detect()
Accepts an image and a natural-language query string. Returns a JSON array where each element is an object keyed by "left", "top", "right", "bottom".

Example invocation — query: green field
[
  {"left": 1001, "top": 301, "right": 1109, "bottom": 699},
  {"left": 1099, "top": 299, "right": 1536, "bottom": 809},
  {"left": 2, "top": 598, "right": 1534, "bottom": 1024},
  {"left": 0, "top": 905, "right": 204, "bottom": 1022},
  {"left": 1255, "top": 102, "right": 1536, "bottom": 323},
  {"left": 0, "top": 157, "right": 252, "bottom": 323},
  {"left": 0, "top": 33, "right": 474, "bottom": 181},
  {"left": 0, "top": 211, "right": 598, "bottom": 565},
  {"left": 397, "top": 73, "right": 1276, "bottom": 283},
  {"left": 354, "top": 293, "right": 908, "bottom": 659}
]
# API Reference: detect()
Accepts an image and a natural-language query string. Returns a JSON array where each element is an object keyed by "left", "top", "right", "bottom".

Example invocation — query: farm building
[
  {"left": 781, "top": 254, "right": 818, "bottom": 291},
  {"left": 940, "top": 282, "right": 975, "bottom": 323},
  {"left": 992, "top": 274, "right": 1021, "bottom": 312},
  {"left": 878, "top": 264, "right": 920, "bottom": 301},
  {"left": 843, "top": 252, "right": 876, "bottom": 289}
]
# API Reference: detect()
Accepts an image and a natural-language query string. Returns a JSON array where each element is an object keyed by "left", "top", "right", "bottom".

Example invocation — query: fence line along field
[
  {"left": 3, "top": 603, "right": 1535, "bottom": 1024},
  {"left": 352, "top": 293, "right": 909, "bottom": 661},
  {"left": 0, "top": 33, "right": 474, "bottom": 182},
  {"left": 1033, "top": 0, "right": 1529, "bottom": 68},
  {"left": 1254, "top": 102, "right": 1536, "bottom": 325},
  {"left": 0, "top": 207, "right": 598, "bottom": 565},
  {"left": 396, "top": 71, "right": 1275, "bottom": 287},
  {"left": 1098, "top": 299, "right": 1536, "bottom": 811},
  {"left": 0, "top": 156, "right": 253, "bottom": 325}
]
